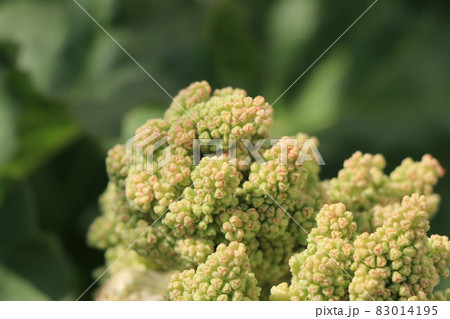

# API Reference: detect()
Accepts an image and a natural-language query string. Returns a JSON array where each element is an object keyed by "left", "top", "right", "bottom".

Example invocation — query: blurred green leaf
[
  {"left": 0, "top": 264, "right": 49, "bottom": 301},
  {"left": 0, "top": 0, "right": 70, "bottom": 93},
  {"left": 2, "top": 236, "right": 77, "bottom": 300},
  {"left": 264, "top": 0, "right": 319, "bottom": 99},
  {"left": 0, "top": 77, "right": 16, "bottom": 165},
  {"left": 0, "top": 183, "right": 77, "bottom": 300},
  {"left": 0, "top": 41, "right": 82, "bottom": 180},
  {"left": 291, "top": 50, "right": 349, "bottom": 133},
  {"left": 205, "top": 0, "right": 259, "bottom": 89},
  {"left": 0, "top": 121, "right": 80, "bottom": 179},
  {"left": 272, "top": 51, "right": 349, "bottom": 136}
]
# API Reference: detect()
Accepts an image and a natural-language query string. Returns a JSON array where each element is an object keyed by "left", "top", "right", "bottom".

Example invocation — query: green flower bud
[
  {"left": 168, "top": 242, "right": 261, "bottom": 301},
  {"left": 174, "top": 237, "right": 215, "bottom": 268},
  {"left": 386, "top": 154, "right": 445, "bottom": 218},
  {"left": 350, "top": 194, "right": 443, "bottom": 301},
  {"left": 125, "top": 170, "right": 157, "bottom": 213},
  {"left": 271, "top": 203, "right": 357, "bottom": 301},
  {"left": 164, "top": 81, "right": 212, "bottom": 123},
  {"left": 106, "top": 144, "right": 129, "bottom": 189},
  {"left": 327, "top": 152, "right": 388, "bottom": 213},
  {"left": 218, "top": 206, "right": 260, "bottom": 241}
]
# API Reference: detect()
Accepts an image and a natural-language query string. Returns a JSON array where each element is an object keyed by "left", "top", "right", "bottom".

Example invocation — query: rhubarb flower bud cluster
[
  {"left": 349, "top": 194, "right": 449, "bottom": 300},
  {"left": 168, "top": 242, "right": 261, "bottom": 300},
  {"left": 87, "top": 81, "right": 448, "bottom": 301},
  {"left": 270, "top": 203, "right": 357, "bottom": 301},
  {"left": 325, "top": 152, "right": 444, "bottom": 232}
]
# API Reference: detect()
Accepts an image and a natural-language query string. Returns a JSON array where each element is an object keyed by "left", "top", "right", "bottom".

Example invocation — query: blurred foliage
[{"left": 0, "top": 0, "right": 449, "bottom": 299}]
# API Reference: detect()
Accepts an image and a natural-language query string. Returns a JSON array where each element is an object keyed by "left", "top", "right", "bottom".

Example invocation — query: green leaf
[
  {"left": 0, "top": 75, "right": 16, "bottom": 165},
  {"left": 0, "top": 43, "right": 81, "bottom": 180},
  {"left": 0, "top": 121, "right": 80, "bottom": 179},
  {"left": 0, "top": 0, "right": 70, "bottom": 93},
  {"left": 0, "top": 264, "right": 49, "bottom": 301},
  {"left": 272, "top": 51, "right": 349, "bottom": 136},
  {"left": 0, "top": 183, "right": 78, "bottom": 300},
  {"left": 264, "top": 0, "right": 319, "bottom": 99}
]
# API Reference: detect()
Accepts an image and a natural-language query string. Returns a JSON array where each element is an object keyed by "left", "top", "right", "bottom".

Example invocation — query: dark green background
[{"left": 0, "top": 0, "right": 449, "bottom": 300}]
